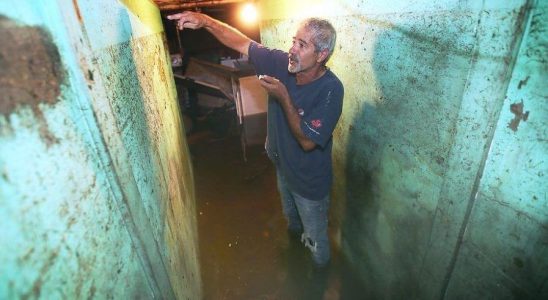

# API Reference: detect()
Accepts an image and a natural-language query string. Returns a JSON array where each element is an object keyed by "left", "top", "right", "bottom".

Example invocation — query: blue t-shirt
[{"left": 248, "top": 41, "right": 344, "bottom": 200}]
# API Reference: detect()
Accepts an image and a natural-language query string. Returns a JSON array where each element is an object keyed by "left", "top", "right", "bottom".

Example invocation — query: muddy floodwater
[{"left": 188, "top": 122, "right": 363, "bottom": 299}]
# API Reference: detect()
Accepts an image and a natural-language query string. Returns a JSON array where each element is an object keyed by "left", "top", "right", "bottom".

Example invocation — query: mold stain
[
  {"left": 517, "top": 75, "right": 530, "bottom": 89},
  {"left": 20, "top": 250, "right": 59, "bottom": 300},
  {"left": 0, "top": 15, "right": 65, "bottom": 145}
]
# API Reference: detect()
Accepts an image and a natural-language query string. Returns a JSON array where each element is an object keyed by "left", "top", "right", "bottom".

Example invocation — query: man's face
[{"left": 288, "top": 27, "right": 319, "bottom": 73}]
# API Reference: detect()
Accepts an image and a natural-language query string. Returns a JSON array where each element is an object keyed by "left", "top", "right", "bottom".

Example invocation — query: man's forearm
[
  {"left": 168, "top": 11, "right": 252, "bottom": 56},
  {"left": 278, "top": 95, "right": 316, "bottom": 151},
  {"left": 201, "top": 14, "right": 251, "bottom": 56}
]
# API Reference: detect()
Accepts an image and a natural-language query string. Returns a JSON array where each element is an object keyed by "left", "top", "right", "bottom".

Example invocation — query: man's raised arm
[{"left": 167, "top": 11, "right": 252, "bottom": 56}]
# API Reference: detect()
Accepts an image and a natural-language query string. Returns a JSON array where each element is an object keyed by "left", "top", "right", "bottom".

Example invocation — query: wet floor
[{"left": 188, "top": 118, "right": 363, "bottom": 300}]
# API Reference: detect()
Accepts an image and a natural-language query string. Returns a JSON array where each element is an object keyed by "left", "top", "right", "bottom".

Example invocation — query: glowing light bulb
[{"left": 240, "top": 2, "right": 258, "bottom": 25}]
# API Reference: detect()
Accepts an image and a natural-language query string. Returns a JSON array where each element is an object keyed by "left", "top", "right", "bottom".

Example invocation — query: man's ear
[{"left": 316, "top": 49, "right": 329, "bottom": 63}]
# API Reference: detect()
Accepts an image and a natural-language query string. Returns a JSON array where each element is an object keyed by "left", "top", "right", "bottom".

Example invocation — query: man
[{"left": 167, "top": 11, "right": 343, "bottom": 268}]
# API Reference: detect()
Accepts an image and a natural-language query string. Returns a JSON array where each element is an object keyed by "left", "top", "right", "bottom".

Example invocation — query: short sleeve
[
  {"left": 248, "top": 41, "right": 289, "bottom": 77},
  {"left": 301, "top": 80, "right": 344, "bottom": 148}
]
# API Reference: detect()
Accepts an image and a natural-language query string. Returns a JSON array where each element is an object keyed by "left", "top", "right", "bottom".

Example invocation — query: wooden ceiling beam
[{"left": 153, "top": 0, "right": 247, "bottom": 11}]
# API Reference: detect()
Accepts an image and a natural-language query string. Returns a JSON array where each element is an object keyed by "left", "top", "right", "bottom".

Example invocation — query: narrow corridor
[{"left": 187, "top": 117, "right": 363, "bottom": 299}]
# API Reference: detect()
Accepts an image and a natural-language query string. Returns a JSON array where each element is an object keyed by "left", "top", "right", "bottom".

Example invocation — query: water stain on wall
[{"left": 0, "top": 15, "right": 65, "bottom": 145}]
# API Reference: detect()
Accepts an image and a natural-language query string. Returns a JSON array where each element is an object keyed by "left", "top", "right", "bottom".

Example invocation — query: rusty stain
[
  {"left": 72, "top": 0, "right": 83, "bottom": 23},
  {"left": 0, "top": 15, "right": 65, "bottom": 146},
  {"left": 508, "top": 100, "right": 529, "bottom": 132}
]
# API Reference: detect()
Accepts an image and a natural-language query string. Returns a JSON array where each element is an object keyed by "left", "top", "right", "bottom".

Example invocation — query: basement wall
[
  {"left": 0, "top": 0, "right": 200, "bottom": 299},
  {"left": 259, "top": 0, "right": 547, "bottom": 298}
]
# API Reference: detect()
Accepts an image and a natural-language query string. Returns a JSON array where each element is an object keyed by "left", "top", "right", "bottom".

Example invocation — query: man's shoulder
[
  {"left": 322, "top": 70, "right": 344, "bottom": 92},
  {"left": 248, "top": 41, "right": 289, "bottom": 76},
  {"left": 249, "top": 41, "right": 287, "bottom": 57}
]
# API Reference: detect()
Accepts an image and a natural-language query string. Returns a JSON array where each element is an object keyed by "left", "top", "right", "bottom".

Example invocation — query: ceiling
[{"left": 153, "top": 0, "right": 248, "bottom": 11}]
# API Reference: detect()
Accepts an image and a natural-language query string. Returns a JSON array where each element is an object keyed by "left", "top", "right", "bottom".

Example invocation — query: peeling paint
[{"left": 508, "top": 100, "right": 529, "bottom": 131}]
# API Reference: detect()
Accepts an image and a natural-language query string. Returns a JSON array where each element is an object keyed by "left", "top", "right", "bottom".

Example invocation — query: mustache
[{"left": 288, "top": 54, "right": 299, "bottom": 62}]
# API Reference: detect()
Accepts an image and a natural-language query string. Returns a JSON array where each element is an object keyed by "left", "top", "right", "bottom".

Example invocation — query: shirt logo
[
  {"left": 298, "top": 108, "right": 304, "bottom": 116},
  {"left": 311, "top": 119, "right": 322, "bottom": 128}
]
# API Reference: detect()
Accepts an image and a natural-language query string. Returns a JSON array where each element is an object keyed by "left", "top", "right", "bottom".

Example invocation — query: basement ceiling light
[{"left": 239, "top": 2, "right": 258, "bottom": 25}]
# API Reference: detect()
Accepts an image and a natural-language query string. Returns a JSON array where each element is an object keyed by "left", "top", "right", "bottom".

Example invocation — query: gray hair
[{"left": 299, "top": 18, "right": 337, "bottom": 64}]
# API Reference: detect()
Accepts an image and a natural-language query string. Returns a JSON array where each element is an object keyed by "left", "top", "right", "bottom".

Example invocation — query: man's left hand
[{"left": 258, "top": 75, "right": 289, "bottom": 101}]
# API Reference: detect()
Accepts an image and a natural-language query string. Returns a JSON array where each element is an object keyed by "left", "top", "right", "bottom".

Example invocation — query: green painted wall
[
  {"left": 0, "top": 0, "right": 200, "bottom": 299},
  {"left": 260, "top": 0, "right": 546, "bottom": 298}
]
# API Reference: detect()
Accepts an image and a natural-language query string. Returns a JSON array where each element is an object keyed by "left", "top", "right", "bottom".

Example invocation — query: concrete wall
[
  {"left": 259, "top": 0, "right": 547, "bottom": 298},
  {"left": 0, "top": 0, "right": 200, "bottom": 299}
]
